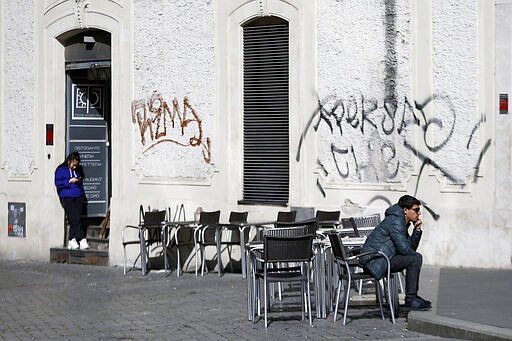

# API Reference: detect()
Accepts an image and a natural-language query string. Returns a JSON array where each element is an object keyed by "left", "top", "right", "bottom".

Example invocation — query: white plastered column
[{"left": 215, "top": 0, "right": 317, "bottom": 219}]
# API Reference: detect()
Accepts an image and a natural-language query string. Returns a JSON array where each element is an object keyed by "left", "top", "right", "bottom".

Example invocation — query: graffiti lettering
[
  {"left": 473, "top": 139, "right": 491, "bottom": 183},
  {"left": 467, "top": 115, "right": 485, "bottom": 149},
  {"left": 414, "top": 95, "right": 456, "bottom": 153},
  {"left": 299, "top": 93, "right": 491, "bottom": 217},
  {"left": 131, "top": 92, "right": 211, "bottom": 164},
  {"left": 306, "top": 94, "right": 486, "bottom": 181}
]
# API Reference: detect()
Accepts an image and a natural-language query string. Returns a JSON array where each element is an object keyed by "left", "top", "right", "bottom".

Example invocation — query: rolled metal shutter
[{"left": 242, "top": 21, "right": 289, "bottom": 205}]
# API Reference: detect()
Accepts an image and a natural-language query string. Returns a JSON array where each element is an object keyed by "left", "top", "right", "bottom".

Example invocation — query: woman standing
[{"left": 54, "top": 152, "right": 89, "bottom": 250}]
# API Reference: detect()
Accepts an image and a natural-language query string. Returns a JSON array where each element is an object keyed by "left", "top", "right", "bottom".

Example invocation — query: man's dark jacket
[{"left": 359, "top": 204, "right": 422, "bottom": 279}]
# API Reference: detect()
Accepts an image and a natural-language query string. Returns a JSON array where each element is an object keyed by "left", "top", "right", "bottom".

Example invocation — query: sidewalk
[
  {"left": 0, "top": 259, "right": 509, "bottom": 340},
  {"left": 408, "top": 265, "right": 512, "bottom": 341}
]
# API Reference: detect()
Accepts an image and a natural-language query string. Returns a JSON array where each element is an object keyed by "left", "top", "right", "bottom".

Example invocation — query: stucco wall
[
  {"left": 131, "top": 0, "right": 215, "bottom": 180},
  {"left": 317, "top": 0, "right": 413, "bottom": 185},
  {"left": 3, "top": 0, "right": 35, "bottom": 177},
  {"left": 0, "top": 0, "right": 510, "bottom": 269},
  {"left": 316, "top": 0, "right": 483, "bottom": 188},
  {"left": 431, "top": 0, "right": 481, "bottom": 186},
  {"left": 314, "top": 0, "right": 506, "bottom": 267}
]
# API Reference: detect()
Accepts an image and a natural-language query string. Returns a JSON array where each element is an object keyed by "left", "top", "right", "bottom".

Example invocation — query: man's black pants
[
  {"left": 60, "top": 196, "right": 84, "bottom": 242},
  {"left": 390, "top": 252, "right": 423, "bottom": 301}
]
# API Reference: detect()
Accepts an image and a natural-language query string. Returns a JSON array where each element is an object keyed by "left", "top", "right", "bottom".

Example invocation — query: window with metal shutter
[{"left": 239, "top": 17, "right": 289, "bottom": 206}]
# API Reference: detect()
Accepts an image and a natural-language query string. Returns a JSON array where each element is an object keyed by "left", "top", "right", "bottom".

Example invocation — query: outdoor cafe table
[
  {"left": 217, "top": 221, "right": 275, "bottom": 279},
  {"left": 157, "top": 220, "right": 275, "bottom": 277},
  {"left": 138, "top": 220, "right": 170, "bottom": 276},
  {"left": 245, "top": 233, "right": 368, "bottom": 321},
  {"left": 138, "top": 219, "right": 199, "bottom": 276},
  {"left": 161, "top": 220, "right": 198, "bottom": 274}
]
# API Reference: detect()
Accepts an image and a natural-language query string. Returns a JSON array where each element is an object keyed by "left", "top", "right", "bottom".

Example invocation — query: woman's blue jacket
[{"left": 54, "top": 165, "right": 84, "bottom": 198}]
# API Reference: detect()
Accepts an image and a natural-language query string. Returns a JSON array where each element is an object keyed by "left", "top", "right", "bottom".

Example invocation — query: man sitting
[{"left": 359, "top": 195, "right": 431, "bottom": 311}]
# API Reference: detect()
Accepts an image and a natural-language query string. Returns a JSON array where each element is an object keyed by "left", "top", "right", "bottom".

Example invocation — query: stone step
[
  {"left": 87, "top": 236, "right": 109, "bottom": 251},
  {"left": 57, "top": 216, "right": 110, "bottom": 265},
  {"left": 86, "top": 225, "right": 105, "bottom": 238},
  {"left": 50, "top": 248, "right": 108, "bottom": 266}
]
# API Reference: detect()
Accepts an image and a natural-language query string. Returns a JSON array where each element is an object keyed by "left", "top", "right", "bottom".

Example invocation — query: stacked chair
[
  {"left": 121, "top": 205, "right": 167, "bottom": 275},
  {"left": 341, "top": 213, "right": 381, "bottom": 237},
  {"left": 315, "top": 210, "right": 341, "bottom": 238},
  {"left": 196, "top": 210, "right": 222, "bottom": 276},
  {"left": 218, "top": 211, "right": 249, "bottom": 275}
]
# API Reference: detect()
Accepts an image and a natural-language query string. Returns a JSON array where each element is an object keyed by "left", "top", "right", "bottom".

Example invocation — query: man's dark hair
[{"left": 398, "top": 195, "right": 421, "bottom": 209}]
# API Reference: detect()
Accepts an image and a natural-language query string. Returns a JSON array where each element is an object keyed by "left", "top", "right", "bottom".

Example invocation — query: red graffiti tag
[{"left": 131, "top": 92, "right": 211, "bottom": 164}]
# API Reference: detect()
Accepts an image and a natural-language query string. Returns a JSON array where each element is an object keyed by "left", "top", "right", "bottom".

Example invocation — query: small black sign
[
  {"left": 72, "top": 84, "right": 104, "bottom": 119},
  {"left": 8, "top": 202, "right": 26, "bottom": 237}
]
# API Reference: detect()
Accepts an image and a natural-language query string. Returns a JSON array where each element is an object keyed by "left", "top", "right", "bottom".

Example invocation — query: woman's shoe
[
  {"left": 68, "top": 238, "right": 79, "bottom": 250},
  {"left": 79, "top": 238, "right": 90, "bottom": 250}
]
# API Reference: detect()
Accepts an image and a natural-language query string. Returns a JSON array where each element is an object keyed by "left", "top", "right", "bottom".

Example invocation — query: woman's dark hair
[
  {"left": 398, "top": 195, "right": 421, "bottom": 209},
  {"left": 55, "top": 152, "right": 81, "bottom": 172},
  {"left": 65, "top": 152, "right": 81, "bottom": 164}
]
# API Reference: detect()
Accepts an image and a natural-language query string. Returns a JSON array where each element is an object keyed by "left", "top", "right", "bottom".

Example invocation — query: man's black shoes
[
  {"left": 405, "top": 296, "right": 431, "bottom": 311},
  {"left": 416, "top": 295, "right": 432, "bottom": 307}
]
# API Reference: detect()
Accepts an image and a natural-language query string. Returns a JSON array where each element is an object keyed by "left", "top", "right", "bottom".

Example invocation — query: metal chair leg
[
  {"left": 333, "top": 279, "right": 342, "bottom": 322},
  {"left": 123, "top": 246, "right": 127, "bottom": 275},
  {"left": 264, "top": 273, "right": 268, "bottom": 328},
  {"left": 343, "top": 276, "right": 351, "bottom": 325}
]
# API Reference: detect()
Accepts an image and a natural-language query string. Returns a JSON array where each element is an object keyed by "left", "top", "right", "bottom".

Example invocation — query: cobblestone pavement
[{"left": 0, "top": 260, "right": 447, "bottom": 340}]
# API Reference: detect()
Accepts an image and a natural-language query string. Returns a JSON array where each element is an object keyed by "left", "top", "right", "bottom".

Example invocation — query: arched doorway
[{"left": 58, "top": 29, "right": 111, "bottom": 241}]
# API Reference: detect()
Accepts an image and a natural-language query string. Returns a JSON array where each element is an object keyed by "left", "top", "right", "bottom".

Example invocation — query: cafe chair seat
[
  {"left": 218, "top": 212, "right": 249, "bottom": 274},
  {"left": 315, "top": 210, "right": 341, "bottom": 238},
  {"left": 196, "top": 210, "right": 221, "bottom": 276},
  {"left": 327, "top": 232, "right": 395, "bottom": 325},
  {"left": 252, "top": 228, "right": 314, "bottom": 328},
  {"left": 121, "top": 205, "right": 167, "bottom": 275}
]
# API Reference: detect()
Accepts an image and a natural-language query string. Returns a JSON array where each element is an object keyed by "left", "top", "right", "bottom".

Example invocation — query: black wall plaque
[{"left": 8, "top": 202, "right": 26, "bottom": 237}]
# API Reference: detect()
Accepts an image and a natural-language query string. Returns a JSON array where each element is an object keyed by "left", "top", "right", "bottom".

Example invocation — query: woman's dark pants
[{"left": 60, "top": 197, "right": 84, "bottom": 242}]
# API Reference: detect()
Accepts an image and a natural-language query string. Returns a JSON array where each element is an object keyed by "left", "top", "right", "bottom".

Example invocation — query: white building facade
[{"left": 0, "top": 0, "right": 511, "bottom": 269}]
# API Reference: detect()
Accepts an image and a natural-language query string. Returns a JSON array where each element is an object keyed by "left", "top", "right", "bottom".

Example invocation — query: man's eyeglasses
[{"left": 411, "top": 207, "right": 421, "bottom": 213}]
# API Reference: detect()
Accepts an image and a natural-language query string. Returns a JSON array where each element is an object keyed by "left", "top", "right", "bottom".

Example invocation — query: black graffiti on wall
[
  {"left": 299, "top": 93, "right": 491, "bottom": 220},
  {"left": 384, "top": 0, "right": 398, "bottom": 103},
  {"left": 367, "top": 194, "right": 441, "bottom": 221}
]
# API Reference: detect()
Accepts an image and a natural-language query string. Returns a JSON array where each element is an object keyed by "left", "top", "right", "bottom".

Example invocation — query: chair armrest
[
  {"left": 250, "top": 249, "right": 265, "bottom": 263},
  {"left": 194, "top": 224, "right": 205, "bottom": 237},
  {"left": 218, "top": 223, "right": 243, "bottom": 242},
  {"left": 316, "top": 227, "right": 337, "bottom": 239},
  {"left": 346, "top": 246, "right": 362, "bottom": 255},
  {"left": 121, "top": 225, "right": 141, "bottom": 243},
  {"left": 219, "top": 223, "right": 242, "bottom": 234},
  {"left": 199, "top": 224, "right": 217, "bottom": 241},
  {"left": 174, "top": 223, "right": 198, "bottom": 245},
  {"left": 348, "top": 250, "right": 392, "bottom": 279}
]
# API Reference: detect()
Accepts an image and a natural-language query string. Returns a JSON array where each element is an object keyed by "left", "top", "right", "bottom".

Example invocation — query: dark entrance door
[{"left": 66, "top": 65, "right": 111, "bottom": 217}]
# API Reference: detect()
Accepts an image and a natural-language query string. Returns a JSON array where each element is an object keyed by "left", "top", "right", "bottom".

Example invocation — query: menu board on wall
[
  {"left": 8, "top": 202, "right": 26, "bottom": 237},
  {"left": 70, "top": 141, "right": 108, "bottom": 217}
]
